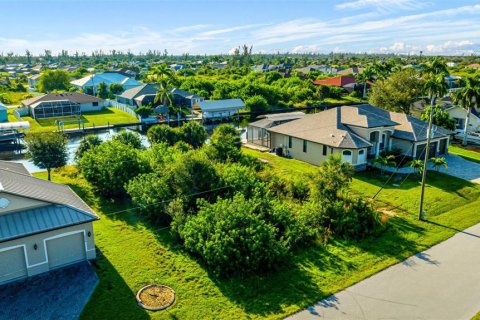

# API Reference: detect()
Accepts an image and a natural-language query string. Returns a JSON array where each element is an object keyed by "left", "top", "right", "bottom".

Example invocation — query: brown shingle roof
[{"left": 22, "top": 92, "right": 104, "bottom": 107}]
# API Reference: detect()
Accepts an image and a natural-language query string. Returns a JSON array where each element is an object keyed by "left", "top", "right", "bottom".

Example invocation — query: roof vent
[{"left": 330, "top": 134, "right": 335, "bottom": 137}]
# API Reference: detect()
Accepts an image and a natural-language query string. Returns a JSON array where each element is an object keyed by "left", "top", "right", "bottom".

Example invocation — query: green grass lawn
[
  {"left": 449, "top": 144, "right": 480, "bottom": 164},
  {"left": 34, "top": 152, "right": 480, "bottom": 320},
  {"left": 19, "top": 107, "right": 138, "bottom": 132}
]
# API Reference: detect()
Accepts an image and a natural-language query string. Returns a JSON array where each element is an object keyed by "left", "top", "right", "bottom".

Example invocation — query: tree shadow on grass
[
  {"left": 353, "top": 217, "right": 426, "bottom": 261},
  {"left": 80, "top": 254, "right": 150, "bottom": 320}
]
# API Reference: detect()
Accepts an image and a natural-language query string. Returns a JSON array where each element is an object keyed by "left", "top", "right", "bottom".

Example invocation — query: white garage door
[
  {"left": 0, "top": 247, "right": 27, "bottom": 284},
  {"left": 46, "top": 233, "right": 86, "bottom": 269}
]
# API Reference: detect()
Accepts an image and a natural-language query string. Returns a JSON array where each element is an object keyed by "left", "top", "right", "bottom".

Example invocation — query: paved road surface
[{"left": 287, "top": 222, "right": 480, "bottom": 320}]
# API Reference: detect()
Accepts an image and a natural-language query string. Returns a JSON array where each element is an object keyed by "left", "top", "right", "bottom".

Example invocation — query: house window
[
  {"left": 342, "top": 150, "right": 353, "bottom": 164},
  {"left": 92, "top": 102, "right": 99, "bottom": 106},
  {"left": 322, "top": 145, "right": 327, "bottom": 156},
  {"left": 303, "top": 140, "right": 307, "bottom": 153},
  {"left": 288, "top": 136, "right": 292, "bottom": 148}
]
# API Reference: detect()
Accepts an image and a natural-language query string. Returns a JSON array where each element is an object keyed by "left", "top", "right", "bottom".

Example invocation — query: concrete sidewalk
[{"left": 287, "top": 222, "right": 480, "bottom": 320}]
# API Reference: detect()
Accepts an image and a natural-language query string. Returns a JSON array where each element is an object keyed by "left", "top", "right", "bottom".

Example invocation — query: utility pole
[{"left": 419, "top": 95, "right": 435, "bottom": 220}]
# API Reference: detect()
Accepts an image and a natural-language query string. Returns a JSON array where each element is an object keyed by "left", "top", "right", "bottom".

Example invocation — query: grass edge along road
[{"left": 35, "top": 153, "right": 480, "bottom": 319}]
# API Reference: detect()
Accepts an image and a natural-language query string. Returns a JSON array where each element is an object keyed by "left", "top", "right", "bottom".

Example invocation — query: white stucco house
[
  {"left": 0, "top": 161, "right": 98, "bottom": 285},
  {"left": 446, "top": 105, "right": 480, "bottom": 142},
  {"left": 266, "top": 104, "right": 452, "bottom": 171},
  {"left": 21, "top": 93, "right": 105, "bottom": 119}
]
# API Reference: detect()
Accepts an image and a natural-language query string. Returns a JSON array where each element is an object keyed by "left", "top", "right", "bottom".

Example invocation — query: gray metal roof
[
  {"left": 0, "top": 204, "right": 98, "bottom": 243},
  {"left": 199, "top": 99, "right": 245, "bottom": 112},
  {"left": 0, "top": 168, "right": 95, "bottom": 214},
  {"left": 0, "top": 161, "right": 31, "bottom": 175}
]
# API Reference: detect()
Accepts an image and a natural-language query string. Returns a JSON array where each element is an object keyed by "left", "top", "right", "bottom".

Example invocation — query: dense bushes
[
  {"left": 77, "top": 123, "right": 386, "bottom": 276},
  {"left": 147, "top": 122, "right": 207, "bottom": 148},
  {"left": 179, "top": 194, "right": 306, "bottom": 275},
  {"left": 79, "top": 140, "right": 148, "bottom": 197}
]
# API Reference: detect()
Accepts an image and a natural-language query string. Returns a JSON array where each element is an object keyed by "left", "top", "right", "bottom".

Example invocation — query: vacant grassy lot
[
  {"left": 449, "top": 144, "right": 480, "bottom": 164},
  {"left": 19, "top": 107, "right": 138, "bottom": 132},
  {"left": 0, "top": 91, "right": 34, "bottom": 105},
  {"left": 35, "top": 152, "right": 480, "bottom": 319}
]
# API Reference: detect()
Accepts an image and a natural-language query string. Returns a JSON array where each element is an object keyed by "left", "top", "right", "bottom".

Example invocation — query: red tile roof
[{"left": 313, "top": 75, "right": 356, "bottom": 87}]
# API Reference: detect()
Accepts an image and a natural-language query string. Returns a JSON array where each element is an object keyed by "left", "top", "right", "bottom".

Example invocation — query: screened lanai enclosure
[
  {"left": 246, "top": 112, "right": 306, "bottom": 148},
  {"left": 29, "top": 100, "right": 81, "bottom": 119}
]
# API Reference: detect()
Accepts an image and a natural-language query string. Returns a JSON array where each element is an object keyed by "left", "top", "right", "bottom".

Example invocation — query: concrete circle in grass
[{"left": 136, "top": 284, "right": 175, "bottom": 311}]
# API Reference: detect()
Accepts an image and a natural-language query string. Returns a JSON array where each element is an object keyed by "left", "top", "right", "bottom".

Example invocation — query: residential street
[
  {"left": 441, "top": 154, "right": 480, "bottom": 184},
  {"left": 287, "top": 222, "right": 480, "bottom": 320}
]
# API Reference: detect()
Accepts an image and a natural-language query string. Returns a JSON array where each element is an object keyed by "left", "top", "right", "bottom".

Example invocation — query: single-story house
[
  {"left": 117, "top": 85, "right": 202, "bottom": 109},
  {"left": 313, "top": 75, "right": 356, "bottom": 87},
  {"left": 116, "top": 83, "right": 159, "bottom": 108},
  {"left": 267, "top": 104, "right": 451, "bottom": 171},
  {"left": 171, "top": 88, "right": 204, "bottom": 109},
  {"left": 22, "top": 93, "right": 105, "bottom": 119},
  {"left": 71, "top": 72, "right": 142, "bottom": 94},
  {"left": 467, "top": 63, "right": 480, "bottom": 70},
  {"left": 0, "top": 161, "right": 98, "bottom": 285},
  {"left": 294, "top": 65, "right": 341, "bottom": 76},
  {"left": 337, "top": 66, "right": 364, "bottom": 75},
  {"left": 199, "top": 99, "right": 245, "bottom": 120},
  {"left": 0, "top": 102, "right": 8, "bottom": 122},
  {"left": 446, "top": 105, "right": 480, "bottom": 137},
  {"left": 27, "top": 74, "right": 42, "bottom": 88},
  {"left": 247, "top": 112, "right": 305, "bottom": 147}
]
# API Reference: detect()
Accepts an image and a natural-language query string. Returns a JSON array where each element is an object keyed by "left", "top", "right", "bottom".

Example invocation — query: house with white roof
[
  {"left": 199, "top": 98, "right": 245, "bottom": 120},
  {"left": 70, "top": 72, "right": 142, "bottom": 95}
]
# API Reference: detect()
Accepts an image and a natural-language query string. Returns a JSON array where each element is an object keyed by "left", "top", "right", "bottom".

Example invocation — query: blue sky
[{"left": 0, "top": 0, "right": 479, "bottom": 55}]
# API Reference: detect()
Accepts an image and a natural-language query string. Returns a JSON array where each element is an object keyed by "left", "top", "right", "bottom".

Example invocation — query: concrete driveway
[
  {"left": 287, "top": 223, "right": 480, "bottom": 320},
  {"left": 439, "top": 154, "right": 480, "bottom": 184},
  {"left": 0, "top": 262, "right": 98, "bottom": 320}
]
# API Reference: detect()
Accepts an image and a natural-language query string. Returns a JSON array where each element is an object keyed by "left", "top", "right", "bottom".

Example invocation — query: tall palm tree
[
  {"left": 419, "top": 57, "right": 449, "bottom": 220},
  {"left": 421, "top": 57, "right": 449, "bottom": 78},
  {"left": 424, "top": 73, "right": 449, "bottom": 107},
  {"left": 151, "top": 63, "right": 175, "bottom": 83},
  {"left": 356, "top": 67, "right": 375, "bottom": 99},
  {"left": 453, "top": 76, "right": 480, "bottom": 146},
  {"left": 154, "top": 80, "right": 173, "bottom": 107}
]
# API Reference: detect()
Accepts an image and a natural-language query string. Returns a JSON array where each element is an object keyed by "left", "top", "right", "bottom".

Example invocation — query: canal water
[
  {"left": 0, "top": 123, "right": 247, "bottom": 173},
  {"left": 0, "top": 127, "right": 150, "bottom": 173}
]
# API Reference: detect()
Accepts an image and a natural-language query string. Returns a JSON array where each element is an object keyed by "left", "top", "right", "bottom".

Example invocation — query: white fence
[
  {"left": 107, "top": 100, "right": 141, "bottom": 121},
  {"left": 13, "top": 106, "right": 29, "bottom": 121}
]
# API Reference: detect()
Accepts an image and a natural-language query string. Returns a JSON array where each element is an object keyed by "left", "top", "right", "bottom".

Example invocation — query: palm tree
[
  {"left": 408, "top": 159, "right": 424, "bottom": 176},
  {"left": 429, "top": 157, "right": 448, "bottom": 172},
  {"left": 373, "top": 154, "right": 396, "bottom": 175},
  {"left": 356, "top": 67, "right": 375, "bottom": 99},
  {"left": 421, "top": 57, "right": 449, "bottom": 78},
  {"left": 154, "top": 80, "right": 173, "bottom": 108},
  {"left": 150, "top": 63, "right": 175, "bottom": 82},
  {"left": 424, "top": 73, "right": 449, "bottom": 107},
  {"left": 418, "top": 59, "right": 449, "bottom": 219},
  {"left": 453, "top": 76, "right": 480, "bottom": 146}
]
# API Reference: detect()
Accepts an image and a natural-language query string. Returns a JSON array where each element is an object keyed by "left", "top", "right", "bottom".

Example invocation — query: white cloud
[
  {"left": 336, "top": 0, "right": 428, "bottom": 12},
  {"left": 0, "top": 4, "right": 479, "bottom": 56}
]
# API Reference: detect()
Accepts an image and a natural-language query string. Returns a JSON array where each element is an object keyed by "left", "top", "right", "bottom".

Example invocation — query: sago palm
[{"left": 429, "top": 157, "right": 448, "bottom": 172}]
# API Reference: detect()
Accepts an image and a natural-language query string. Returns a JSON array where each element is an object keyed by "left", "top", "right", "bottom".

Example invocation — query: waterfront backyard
[{"left": 34, "top": 148, "right": 480, "bottom": 320}]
